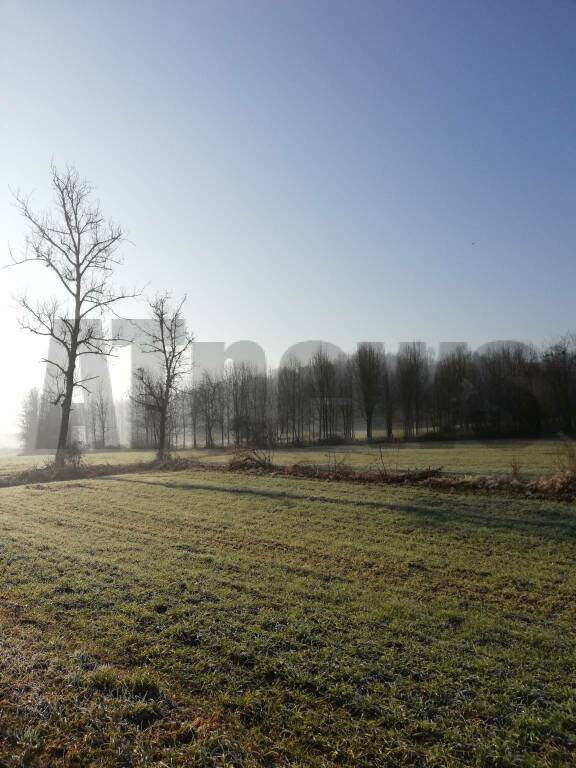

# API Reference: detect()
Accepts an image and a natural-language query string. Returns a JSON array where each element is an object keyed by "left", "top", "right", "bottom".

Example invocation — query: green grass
[
  {"left": 0, "top": 447, "right": 215, "bottom": 477},
  {"left": 1, "top": 438, "right": 572, "bottom": 480},
  {"left": 0, "top": 468, "right": 575, "bottom": 765},
  {"left": 264, "top": 439, "right": 572, "bottom": 478}
]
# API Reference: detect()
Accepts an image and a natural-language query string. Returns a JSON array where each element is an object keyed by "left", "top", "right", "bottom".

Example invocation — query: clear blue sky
[{"left": 1, "top": 0, "right": 575, "bottom": 439}]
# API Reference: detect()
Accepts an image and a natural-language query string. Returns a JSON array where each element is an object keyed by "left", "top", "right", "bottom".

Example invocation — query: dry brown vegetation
[{"left": 2, "top": 447, "right": 576, "bottom": 503}]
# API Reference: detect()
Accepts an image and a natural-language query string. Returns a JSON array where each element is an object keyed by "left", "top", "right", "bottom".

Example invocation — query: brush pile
[
  {"left": 2, "top": 450, "right": 576, "bottom": 503},
  {"left": 232, "top": 456, "right": 576, "bottom": 502}
]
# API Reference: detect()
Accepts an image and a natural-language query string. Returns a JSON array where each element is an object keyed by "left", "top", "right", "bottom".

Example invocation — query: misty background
[{"left": 1, "top": 0, "right": 575, "bottom": 446}]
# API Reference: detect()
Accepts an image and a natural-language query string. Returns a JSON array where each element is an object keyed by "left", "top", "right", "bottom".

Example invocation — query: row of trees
[
  {"left": 20, "top": 335, "right": 576, "bottom": 453},
  {"left": 10, "top": 163, "right": 576, "bottom": 460},
  {"left": 129, "top": 337, "right": 576, "bottom": 449},
  {"left": 19, "top": 384, "right": 114, "bottom": 453}
]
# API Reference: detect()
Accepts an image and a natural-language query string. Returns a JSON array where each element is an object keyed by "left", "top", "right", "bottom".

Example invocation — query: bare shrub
[
  {"left": 152, "top": 455, "right": 199, "bottom": 472},
  {"left": 554, "top": 440, "right": 576, "bottom": 472},
  {"left": 372, "top": 445, "right": 401, "bottom": 479},
  {"left": 229, "top": 448, "right": 275, "bottom": 471},
  {"left": 324, "top": 451, "right": 353, "bottom": 478},
  {"left": 65, "top": 441, "right": 85, "bottom": 469}
]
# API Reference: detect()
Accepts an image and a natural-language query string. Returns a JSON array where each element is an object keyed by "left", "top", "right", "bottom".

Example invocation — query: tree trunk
[
  {"left": 366, "top": 411, "right": 373, "bottom": 441},
  {"left": 55, "top": 386, "right": 73, "bottom": 469},
  {"left": 157, "top": 405, "right": 167, "bottom": 459},
  {"left": 386, "top": 407, "right": 393, "bottom": 441},
  {"left": 55, "top": 331, "right": 79, "bottom": 470}
]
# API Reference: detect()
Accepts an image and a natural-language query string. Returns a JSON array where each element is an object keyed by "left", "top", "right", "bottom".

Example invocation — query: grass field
[
  {"left": 0, "top": 438, "right": 572, "bottom": 480},
  {"left": 0, "top": 467, "right": 575, "bottom": 765},
  {"left": 0, "top": 448, "right": 217, "bottom": 480},
  {"left": 260, "top": 439, "right": 571, "bottom": 478}
]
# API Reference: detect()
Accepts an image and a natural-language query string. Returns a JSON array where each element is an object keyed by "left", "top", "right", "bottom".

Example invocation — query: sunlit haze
[{"left": 1, "top": 0, "right": 575, "bottom": 445}]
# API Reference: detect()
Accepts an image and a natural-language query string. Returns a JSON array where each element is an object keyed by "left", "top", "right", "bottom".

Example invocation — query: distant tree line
[
  {"left": 19, "top": 336, "right": 576, "bottom": 452},
  {"left": 10, "top": 164, "right": 576, "bottom": 458},
  {"left": 131, "top": 337, "right": 576, "bottom": 449}
]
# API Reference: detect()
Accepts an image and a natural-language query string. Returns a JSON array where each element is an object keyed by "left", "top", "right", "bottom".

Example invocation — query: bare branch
[{"left": 9, "top": 163, "right": 140, "bottom": 468}]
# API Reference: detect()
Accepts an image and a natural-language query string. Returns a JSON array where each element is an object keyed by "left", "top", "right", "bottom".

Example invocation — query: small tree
[
  {"left": 9, "top": 163, "right": 136, "bottom": 469},
  {"left": 133, "top": 294, "right": 193, "bottom": 459}
]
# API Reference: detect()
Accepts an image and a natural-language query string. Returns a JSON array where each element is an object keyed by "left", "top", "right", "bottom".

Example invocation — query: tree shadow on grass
[{"left": 102, "top": 476, "right": 576, "bottom": 543}]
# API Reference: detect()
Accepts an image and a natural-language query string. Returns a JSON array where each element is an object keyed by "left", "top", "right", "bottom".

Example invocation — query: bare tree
[
  {"left": 196, "top": 372, "right": 218, "bottom": 448},
  {"left": 88, "top": 381, "right": 112, "bottom": 448},
  {"left": 310, "top": 348, "right": 337, "bottom": 441},
  {"left": 353, "top": 343, "right": 383, "bottom": 440},
  {"left": 396, "top": 343, "right": 429, "bottom": 440},
  {"left": 336, "top": 355, "right": 354, "bottom": 441},
  {"left": 473, "top": 343, "right": 541, "bottom": 437},
  {"left": 382, "top": 353, "right": 396, "bottom": 441},
  {"left": 278, "top": 358, "right": 308, "bottom": 445},
  {"left": 542, "top": 335, "right": 576, "bottom": 434},
  {"left": 18, "top": 388, "right": 40, "bottom": 452},
  {"left": 186, "top": 383, "right": 200, "bottom": 448},
  {"left": 133, "top": 294, "right": 193, "bottom": 459},
  {"left": 9, "top": 163, "right": 136, "bottom": 468},
  {"left": 433, "top": 346, "right": 472, "bottom": 435}
]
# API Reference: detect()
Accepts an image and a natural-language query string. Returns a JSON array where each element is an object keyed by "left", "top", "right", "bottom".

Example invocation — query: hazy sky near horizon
[{"left": 1, "top": 0, "right": 575, "bottom": 442}]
